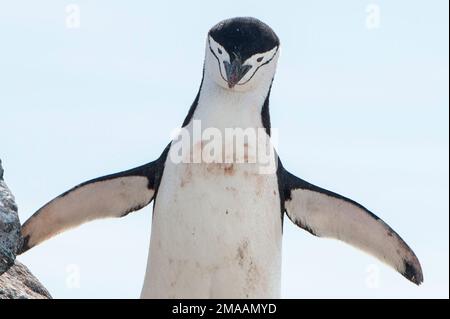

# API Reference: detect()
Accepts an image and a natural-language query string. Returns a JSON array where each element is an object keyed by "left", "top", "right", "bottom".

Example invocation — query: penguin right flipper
[
  {"left": 281, "top": 168, "right": 423, "bottom": 285},
  {"left": 20, "top": 155, "right": 166, "bottom": 254}
]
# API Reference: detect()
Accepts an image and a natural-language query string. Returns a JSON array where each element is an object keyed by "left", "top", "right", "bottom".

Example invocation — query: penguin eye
[
  {"left": 218, "top": 48, "right": 223, "bottom": 55},
  {"left": 257, "top": 57, "right": 264, "bottom": 62}
]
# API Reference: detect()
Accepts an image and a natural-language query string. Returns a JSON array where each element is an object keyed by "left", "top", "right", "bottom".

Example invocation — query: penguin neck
[{"left": 184, "top": 77, "right": 272, "bottom": 134}]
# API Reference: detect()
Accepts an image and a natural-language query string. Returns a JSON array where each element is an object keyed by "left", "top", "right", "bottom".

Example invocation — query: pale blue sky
[{"left": 0, "top": 1, "right": 448, "bottom": 298}]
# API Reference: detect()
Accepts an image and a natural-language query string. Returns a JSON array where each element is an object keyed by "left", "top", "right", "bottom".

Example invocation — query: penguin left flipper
[
  {"left": 19, "top": 155, "right": 166, "bottom": 254},
  {"left": 281, "top": 168, "right": 423, "bottom": 285}
]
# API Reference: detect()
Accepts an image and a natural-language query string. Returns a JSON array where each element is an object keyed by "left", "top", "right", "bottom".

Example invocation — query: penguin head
[{"left": 205, "top": 17, "right": 280, "bottom": 92}]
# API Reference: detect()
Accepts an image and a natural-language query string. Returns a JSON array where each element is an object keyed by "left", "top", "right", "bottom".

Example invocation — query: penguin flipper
[
  {"left": 20, "top": 159, "right": 164, "bottom": 254},
  {"left": 282, "top": 169, "right": 423, "bottom": 285}
]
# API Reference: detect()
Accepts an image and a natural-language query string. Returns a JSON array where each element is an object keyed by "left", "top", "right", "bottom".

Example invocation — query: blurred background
[{"left": 0, "top": 0, "right": 448, "bottom": 298}]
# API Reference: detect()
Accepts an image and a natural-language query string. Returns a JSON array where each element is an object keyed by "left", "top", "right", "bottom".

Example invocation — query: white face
[{"left": 204, "top": 36, "right": 280, "bottom": 92}]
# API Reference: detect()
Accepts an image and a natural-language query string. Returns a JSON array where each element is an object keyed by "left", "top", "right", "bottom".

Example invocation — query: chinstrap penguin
[{"left": 19, "top": 17, "right": 423, "bottom": 298}]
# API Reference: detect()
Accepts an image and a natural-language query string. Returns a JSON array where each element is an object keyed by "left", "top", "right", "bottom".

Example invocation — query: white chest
[
  {"left": 142, "top": 158, "right": 282, "bottom": 298},
  {"left": 141, "top": 83, "right": 282, "bottom": 298}
]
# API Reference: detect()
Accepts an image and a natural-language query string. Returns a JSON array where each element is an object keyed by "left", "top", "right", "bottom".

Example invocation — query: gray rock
[
  {"left": 0, "top": 159, "right": 21, "bottom": 275},
  {"left": 0, "top": 262, "right": 52, "bottom": 299},
  {"left": 0, "top": 159, "right": 51, "bottom": 298}
]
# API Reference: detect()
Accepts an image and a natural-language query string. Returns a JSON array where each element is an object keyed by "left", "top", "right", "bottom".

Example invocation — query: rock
[
  {"left": 0, "top": 159, "right": 21, "bottom": 275},
  {"left": 0, "top": 159, "right": 51, "bottom": 298},
  {"left": 0, "top": 262, "right": 52, "bottom": 299}
]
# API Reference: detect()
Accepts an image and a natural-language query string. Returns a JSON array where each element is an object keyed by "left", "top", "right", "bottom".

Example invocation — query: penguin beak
[{"left": 223, "top": 58, "right": 251, "bottom": 89}]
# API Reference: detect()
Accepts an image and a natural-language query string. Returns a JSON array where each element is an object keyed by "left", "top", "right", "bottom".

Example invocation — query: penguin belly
[{"left": 141, "top": 159, "right": 282, "bottom": 298}]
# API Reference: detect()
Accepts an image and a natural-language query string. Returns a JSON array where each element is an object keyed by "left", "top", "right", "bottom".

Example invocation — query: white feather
[
  {"left": 21, "top": 176, "right": 153, "bottom": 250},
  {"left": 285, "top": 188, "right": 423, "bottom": 283}
]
